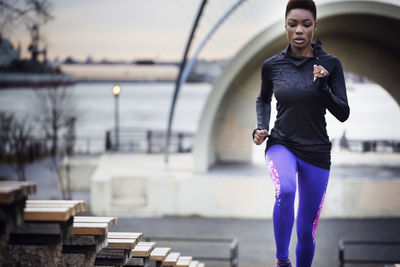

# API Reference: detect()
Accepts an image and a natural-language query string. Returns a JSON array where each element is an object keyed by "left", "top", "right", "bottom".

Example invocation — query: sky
[
  {"left": 9, "top": 0, "right": 399, "bottom": 62},
  {"left": 10, "top": 0, "right": 287, "bottom": 61}
]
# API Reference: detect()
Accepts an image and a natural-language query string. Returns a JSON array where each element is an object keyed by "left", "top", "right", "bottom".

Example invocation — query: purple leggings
[{"left": 266, "top": 145, "right": 329, "bottom": 267}]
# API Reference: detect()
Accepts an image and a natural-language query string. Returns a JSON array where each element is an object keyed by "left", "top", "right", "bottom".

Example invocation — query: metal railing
[
  {"left": 332, "top": 138, "right": 400, "bottom": 153},
  {"left": 339, "top": 239, "right": 400, "bottom": 266},
  {"left": 105, "top": 128, "right": 194, "bottom": 153},
  {"left": 144, "top": 236, "right": 239, "bottom": 267}
]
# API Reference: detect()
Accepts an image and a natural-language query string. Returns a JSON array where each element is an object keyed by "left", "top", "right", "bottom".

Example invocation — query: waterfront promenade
[{"left": 0, "top": 151, "right": 399, "bottom": 266}]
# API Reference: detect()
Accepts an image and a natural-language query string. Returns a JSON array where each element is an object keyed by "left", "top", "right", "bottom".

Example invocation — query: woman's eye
[
  {"left": 289, "top": 24, "right": 296, "bottom": 27},
  {"left": 304, "top": 24, "right": 311, "bottom": 27}
]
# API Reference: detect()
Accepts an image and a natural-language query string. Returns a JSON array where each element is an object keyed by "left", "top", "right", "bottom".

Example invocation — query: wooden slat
[
  {"left": 176, "top": 256, "right": 192, "bottom": 267},
  {"left": 107, "top": 232, "right": 142, "bottom": 241},
  {"left": 189, "top": 261, "right": 199, "bottom": 267},
  {"left": 131, "top": 241, "right": 156, "bottom": 257},
  {"left": 0, "top": 181, "right": 36, "bottom": 196},
  {"left": 150, "top": 247, "right": 171, "bottom": 261},
  {"left": 24, "top": 207, "right": 70, "bottom": 221},
  {"left": 25, "top": 203, "right": 77, "bottom": 216},
  {"left": 106, "top": 238, "right": 137, "bottom": 249},
  {"left": 26, "top": 200, "right": 85, "bottom": 212},
  {"left": 74, "top": 216, "right": 118, "bottom": 228},
  {"left": 163, "top": 252, "right": 180, "bottom": 266},
  {"left": 73, "top": 222, "right": 108, "bottom": 235}
]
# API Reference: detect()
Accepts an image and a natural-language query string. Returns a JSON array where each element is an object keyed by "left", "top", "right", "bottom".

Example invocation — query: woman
[{"left": 253, "top": 1, "right": 350, "bottom": 266}]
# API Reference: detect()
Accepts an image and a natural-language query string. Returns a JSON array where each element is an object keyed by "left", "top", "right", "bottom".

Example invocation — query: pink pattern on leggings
[
  {"left": 268, "top": 160, "right": 281, "bottom": 200},
  {"left": 312, "top": 191, "right": 326, "bottom": 243}
]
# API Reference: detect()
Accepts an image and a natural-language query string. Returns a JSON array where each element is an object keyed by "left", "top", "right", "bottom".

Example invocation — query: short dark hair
[{"left": 285, "top": 0, "right": 317, "bottom": 20}]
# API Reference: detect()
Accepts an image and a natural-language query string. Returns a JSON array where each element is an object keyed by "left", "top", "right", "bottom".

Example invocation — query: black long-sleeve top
[{"left": 255, "top": 39, "right": 350, "bottom": 170}]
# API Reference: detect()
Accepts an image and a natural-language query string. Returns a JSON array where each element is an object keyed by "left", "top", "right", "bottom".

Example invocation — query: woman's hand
[
  {"left": 253, "top": 129, "right": 269, "bottom": 145},
  {"left": 313, "top": 64, "right": 329, "bottom": 81}
]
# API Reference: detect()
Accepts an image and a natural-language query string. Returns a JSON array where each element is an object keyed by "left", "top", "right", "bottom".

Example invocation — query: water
[
  {"left": 0, "top": 81, "right": 399, "bottom": 153},
  {"left": 0, "top": 82, "right": 211, "bottom": 152}
]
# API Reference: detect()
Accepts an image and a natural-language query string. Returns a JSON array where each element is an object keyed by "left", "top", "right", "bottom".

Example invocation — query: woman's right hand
[{"left": 253, "top": 129, "right": 269, "bottom": 145}]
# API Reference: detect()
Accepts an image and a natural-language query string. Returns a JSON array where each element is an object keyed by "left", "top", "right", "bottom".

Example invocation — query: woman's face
[{"left": 285, "top": 8, "right": 316, "bottom": 50}]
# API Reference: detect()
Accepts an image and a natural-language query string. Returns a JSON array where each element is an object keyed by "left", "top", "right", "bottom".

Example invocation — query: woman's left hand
[{"left": 313, "top": 64, "right": 329, "bottom": 81}]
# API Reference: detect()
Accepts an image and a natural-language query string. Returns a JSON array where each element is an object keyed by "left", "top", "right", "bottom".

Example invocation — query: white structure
[
  {"left": 74, "top": 152, "right": 400, "bottom": 218},
  {"left": 194, "top": 0, "right": 400, "bottom": 172}
]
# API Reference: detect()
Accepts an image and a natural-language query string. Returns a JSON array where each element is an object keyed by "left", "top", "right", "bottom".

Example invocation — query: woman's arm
[
  {"left": 317, "top": 58, "right": 350, "bottom": 122},
  {"left": 254, "top": 61, "right": 273, "bottom": 136}
]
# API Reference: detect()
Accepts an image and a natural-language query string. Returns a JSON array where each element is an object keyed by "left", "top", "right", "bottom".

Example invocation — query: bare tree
[
  {"left": 0, "top": 0, "right": 53, "bottom": 37},
  {"left": 34, "top": 86, "right": 75, "bottom": 157},
  {"left": 0, "top": 112, "right": 34, "bottom": 181},
  {"left": 34, "top": 85, "right": 77, "bottom": 199},
  {"left": 9, "top": 116, "right": 33, "bottom": 181}
]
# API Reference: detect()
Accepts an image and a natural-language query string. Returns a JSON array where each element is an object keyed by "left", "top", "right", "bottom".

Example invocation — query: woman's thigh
[{"left": 266, "top": 145, "right": 298, "bottom": 199}]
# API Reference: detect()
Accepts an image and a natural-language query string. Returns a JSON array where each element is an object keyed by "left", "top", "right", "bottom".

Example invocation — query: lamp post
[{"left": 112, "top": 84, "right": 121, "bottom": 150}]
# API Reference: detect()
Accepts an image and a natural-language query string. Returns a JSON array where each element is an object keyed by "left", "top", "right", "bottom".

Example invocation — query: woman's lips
[{"left": 294, "top": 38, "right": 305, "bottom": 44}]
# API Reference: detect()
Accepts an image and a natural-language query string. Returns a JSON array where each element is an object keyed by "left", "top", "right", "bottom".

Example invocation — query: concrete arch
[{"left": 194, "top": 0, "right": 400, "bottom": 172}]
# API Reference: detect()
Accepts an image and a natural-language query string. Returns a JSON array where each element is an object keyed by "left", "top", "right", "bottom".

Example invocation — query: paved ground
[
  {"left": 113, "top": 216, "right": 400, "bottom": 267},
  {"left": 1, "top": 155, "right": 400, "bottom": 266}
]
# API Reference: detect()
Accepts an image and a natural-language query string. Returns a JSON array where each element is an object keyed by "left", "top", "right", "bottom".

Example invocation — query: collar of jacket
[{"left": 283, "top": 38, "right": 324, "bottom": 67}]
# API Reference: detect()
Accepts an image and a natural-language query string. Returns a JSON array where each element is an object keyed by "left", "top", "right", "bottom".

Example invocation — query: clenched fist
[{"left": 253, "top": 129, "right": 269, "bottom": 145}]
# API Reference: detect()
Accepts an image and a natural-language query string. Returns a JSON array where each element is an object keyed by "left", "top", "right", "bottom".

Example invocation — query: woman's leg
[
  {"left": 266, "top": 145, "right": 298, "bottom": 261},
  {"left": 296, "top": 158, "right": 329, "bottom": 267}
]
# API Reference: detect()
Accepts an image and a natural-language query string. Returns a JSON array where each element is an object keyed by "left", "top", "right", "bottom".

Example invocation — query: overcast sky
[
  {"left": 10, "top": 0, "right": 292, "bottom": 61},
  {"left": 10, "top": 0, "right": 400, "bottom": 61}
]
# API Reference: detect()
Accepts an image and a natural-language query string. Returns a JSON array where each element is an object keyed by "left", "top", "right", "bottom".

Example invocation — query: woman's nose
[{"left": 295, "top": 25, "right": 303, "bottom": 34}]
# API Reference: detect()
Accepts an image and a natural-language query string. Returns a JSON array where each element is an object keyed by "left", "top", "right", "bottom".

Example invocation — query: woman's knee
[{"left": 279, "top": 183, "right": 296, "bottom": 201}]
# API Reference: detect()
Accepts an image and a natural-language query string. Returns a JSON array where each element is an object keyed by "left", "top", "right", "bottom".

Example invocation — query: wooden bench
[
  {"left": 0, "top": 185, "right": 25, "bottom": 238},
  {"left": 0, "top": 181, "right": 36, "bottom": 199},
  {"left": 10, "top": 201, "right": 83, "bottom": 244},
  {"left": 188, "top": 260, "right": 200, "bottom": 267},
  {"left": 149, "top": 247, "right": 171, "bottom": 267},
  {"left": 163, "top": 252, "right": 180, "bottom": 266},
  {"left": 125, "top": 241, "right": 156, "bottom": 267},
  {"left": 74, "top": 216, "right": 118, "bottom": 228},
  {"left": 94, "top": 232, "right": 143, "bottom": 266},
  {"left": 26, "top": 199, "right": 85, "bottom": 214},
  {"left": 0, "top": 182, "right": 36, "bottom": 237},
  {"left": 176, "top": 256, "right": 193, "bottom": 267},
  {"left": 1, "top": 186, "right": 89, "bottom": 267},
  {"left": 61, "top": 216, "right": 118, "bottom": 267},
  {"left": 19, "top": 200, "right": 86, "bottom": 242}
]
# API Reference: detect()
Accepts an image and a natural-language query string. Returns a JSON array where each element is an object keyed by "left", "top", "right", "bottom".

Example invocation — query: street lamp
[{"left": 112, "top": 84, "right": 121, "bottom": 150}]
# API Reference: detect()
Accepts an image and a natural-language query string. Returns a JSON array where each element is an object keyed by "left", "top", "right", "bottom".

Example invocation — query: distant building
[
  {"left": 0, "top": 35, "right": 20, "bottom": 67},
  {"left": 189, "top": 60, "right": 228, "bottom": 83}
]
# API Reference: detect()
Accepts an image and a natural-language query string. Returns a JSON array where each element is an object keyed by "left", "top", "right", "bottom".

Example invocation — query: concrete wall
[
  {"left": 194, "top": 0, "right": 400, "bottom": 172},
  {"left": 89, "top": 153, "right": 400, "bottom": 218},
  {"left": 59, "top": 156, "right": 98, "bottom": 190}
]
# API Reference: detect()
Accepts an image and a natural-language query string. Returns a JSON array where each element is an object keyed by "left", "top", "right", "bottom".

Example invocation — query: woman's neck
[{"left": 290, "top": 45, "right": 314, "bottom": 57}]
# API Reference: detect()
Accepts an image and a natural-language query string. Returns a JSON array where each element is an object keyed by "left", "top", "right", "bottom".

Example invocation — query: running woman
[{"left": 253, "top": 1, "right": 350, "bottom": 266}]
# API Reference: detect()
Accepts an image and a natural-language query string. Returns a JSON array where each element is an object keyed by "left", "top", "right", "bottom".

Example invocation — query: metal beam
[{"left": 164, "top": 0, "right": 208, "bottom": 164}]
